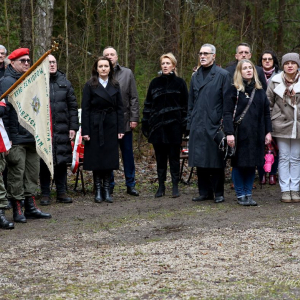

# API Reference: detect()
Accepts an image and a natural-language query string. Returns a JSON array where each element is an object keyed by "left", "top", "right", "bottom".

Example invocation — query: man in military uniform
[
  {"left": 103, "top": 46, "right": 140, "bottom": 196},
  {"left": 1, "top": 48, "right": 51, "bottom": 223}
]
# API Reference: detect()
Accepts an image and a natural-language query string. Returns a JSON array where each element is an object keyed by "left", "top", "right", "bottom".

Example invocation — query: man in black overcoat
[
  {"left": 187, "top": 43, "right": 231, "bottom": 203},
  {"left": 39, "top": 54, "right": 79, "bottom": 206},
  {"left": 225, "top": 42, "right": 267, "bottom": 91}
]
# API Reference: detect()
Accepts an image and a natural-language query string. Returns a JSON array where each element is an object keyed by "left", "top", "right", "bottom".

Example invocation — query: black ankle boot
[
  {"left": 12, "top": 200, "right": 27, "bottom": 223},
  {"left": 0, "top": 209, "right": 14, "bottom": 229},
  {"left": 93, "top": 172, "right": 103, "bottom": 203},
  {"left": 24, "top": 196, "right": 52, "bottom": 219},
  {"left": 156, "top": 168, "right": 166, "bottom": 198},
  {"left": 103, "top": 173, "right": 113, "bottom": 203},
  {"left": 155, "top": 184, "right": 165, "bottom": 198}
]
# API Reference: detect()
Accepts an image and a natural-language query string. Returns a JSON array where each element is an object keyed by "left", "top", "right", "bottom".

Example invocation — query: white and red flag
[{"left": 0, "top": 103, "right": 11, "bottom": 153}]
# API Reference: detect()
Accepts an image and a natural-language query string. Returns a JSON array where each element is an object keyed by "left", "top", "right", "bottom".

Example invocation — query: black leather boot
[
  {"left": 24, "top": 196, "right": 52, "bottom": 219},
  {"left": 155, "top": 168, "right": 166, "bottom": 198},
  {"left": 12, "top": 200, "right": 27, "bottom": 223},
  {"left": 155, "top": 183, "right": 165, "bottom": 198},
  {"left": 103, "top": 173, "right": 113, "bottom": 203},
  {"left": 93, "top": 171, "right": 103, "bottom": 203},
  {"left": 0, "top": 209, "right": 14, "bottom": 229}
]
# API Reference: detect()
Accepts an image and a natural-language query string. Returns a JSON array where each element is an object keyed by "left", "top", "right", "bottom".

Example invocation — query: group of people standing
[
  {"left": 1, "top": 41, "right": 300, "bottom": 230},
  {"left": 142, "top": 42, "right": 300, "bottom": 207},
  {"left": 0, "top": 45, "right": 140, "bottom": 230}
]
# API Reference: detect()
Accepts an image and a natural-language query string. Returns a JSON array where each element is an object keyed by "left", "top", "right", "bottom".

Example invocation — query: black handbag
[
  {"left": 214, "top": 89, "right": 256, "bottom": 159},
  {"left": 214, "top": 123, "right": 236, "bottom": 159}
]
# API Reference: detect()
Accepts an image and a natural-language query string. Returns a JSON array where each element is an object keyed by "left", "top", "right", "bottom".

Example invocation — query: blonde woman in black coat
[
  {"left": 223, "top": 59, "right": 272, "bottom": 206},
  {"left": 142, "top": 53, "right": 188, "bottom": 198},
  {"left": 81, "top": 56, "right": 124, "bottom": 203}
]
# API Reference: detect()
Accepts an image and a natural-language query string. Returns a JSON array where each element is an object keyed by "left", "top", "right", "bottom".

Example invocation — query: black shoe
[
  {"left": 127, "top": 186, "right": 139, "bottom": 196},
  {"left": 155, "top": 184, "right": 165, "bottom": 198},
  {"left": 172, "top": 184, "right": 180, "bottom": 198},
  {"left": 24, "top": 197, "right": 52, "bottom": 219},
  {"left": 214, "top": 196, "right": 225, "bottom": 203},
  {"left": 246, "top": 195, "right": 257, "bottom": 206},
  {"left": 192, "top": 194, "right": 213, "bottom": 202},
  {"left": 12, "top": 200, "right": 27, "bottom": 223},
  {"left": 40, "top": 196, "right": 51, "bottom": 206},
  {"left": 237, "top": 196, "right": 251, "bottom": 206},
  {"left": 56, "top": 194, "right": 73, "bottom": 204},
  {"left": 0, "top": 209, "right": 14, "bottom": 229}
]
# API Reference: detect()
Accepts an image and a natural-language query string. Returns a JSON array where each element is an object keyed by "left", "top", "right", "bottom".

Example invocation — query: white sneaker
[
  {"left": 281, "top": 191, "right": 292, "bottom": 203},
  {"left": 291, "top": 191, "right": 300, "bottom": 202}
]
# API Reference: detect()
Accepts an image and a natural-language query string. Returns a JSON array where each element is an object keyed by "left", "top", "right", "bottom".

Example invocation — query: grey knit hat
[{"left": 282, "top": 53, "right": 300, "bottom": 67}]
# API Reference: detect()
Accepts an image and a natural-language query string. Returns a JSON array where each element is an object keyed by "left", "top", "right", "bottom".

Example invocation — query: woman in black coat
[
  {"left": 142, "top": 53, "right": 188, "bottom": 198},
  {"left": 223, "top": 59, "right": 272, "bottom": 206},
  {"left": 81, "top": 56, "right": 124, "bottom": 203}
]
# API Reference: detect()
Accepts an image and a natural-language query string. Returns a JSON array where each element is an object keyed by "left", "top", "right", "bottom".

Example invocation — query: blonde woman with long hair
[{"left": 223, "top": 59, "right": 272, "bottom": 206}]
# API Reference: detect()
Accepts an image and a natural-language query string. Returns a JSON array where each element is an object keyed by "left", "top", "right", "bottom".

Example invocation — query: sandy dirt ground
[{"left": 1, "top": 165, "right": 300, "bottom": 300}]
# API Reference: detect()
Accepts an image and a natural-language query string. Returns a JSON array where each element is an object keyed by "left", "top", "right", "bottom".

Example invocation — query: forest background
[{"left": 1, "top": 0, "right": 299, "bottom": 155}]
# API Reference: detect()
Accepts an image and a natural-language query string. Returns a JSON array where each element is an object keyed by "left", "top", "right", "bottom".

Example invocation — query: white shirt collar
[{"left": 99, "top": 77, "right": 108, "bottom": 88}]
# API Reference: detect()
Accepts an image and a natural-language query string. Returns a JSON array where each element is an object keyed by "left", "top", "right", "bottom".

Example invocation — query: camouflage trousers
[{"left": 6, "top": 144, "right": 39, "bottom": 201}]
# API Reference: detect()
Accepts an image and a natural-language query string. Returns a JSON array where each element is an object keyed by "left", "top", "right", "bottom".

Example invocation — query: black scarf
[{"left": 243, "top": 79, "right": 255, "bottom": 94}]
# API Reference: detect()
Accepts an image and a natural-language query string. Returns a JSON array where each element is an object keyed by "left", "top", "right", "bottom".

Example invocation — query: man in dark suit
[{"left": 226, "top": 42, "right": 267, "bottom": 90}]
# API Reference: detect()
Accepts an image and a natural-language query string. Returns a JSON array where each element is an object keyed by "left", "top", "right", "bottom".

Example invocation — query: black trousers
[
  {"left": 40, "top": 159, "right": 67, "bottom": 196},
  {"left": 153, "top": 143, "right": 181, "bottom": 184},
  {"left": 196, "top": 167, "right": 225, "bottom": 197}
]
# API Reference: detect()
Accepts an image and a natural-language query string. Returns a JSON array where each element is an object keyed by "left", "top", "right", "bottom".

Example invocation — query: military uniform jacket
[{"left": 1, "top": 64, "right": 35, "bottom": 144}]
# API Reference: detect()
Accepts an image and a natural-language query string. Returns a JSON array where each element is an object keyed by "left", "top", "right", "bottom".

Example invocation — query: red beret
[{"left": 8, "top": 48, "right": 30, "bottom": 60}]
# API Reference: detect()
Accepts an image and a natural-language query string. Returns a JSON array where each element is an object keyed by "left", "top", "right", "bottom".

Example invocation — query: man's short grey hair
[
  {"left": 4, "top": 57, "right": 11, "bottom": 66},
  {"left": 236, "top": 43, "right": 251, "bottom": 54},
  {"left": 103, "top": 46, "right": 118, "bottom": 56},
  {"left": 0, "top": 45, "right": 7, "bottom": 54},
  {"left": 201, "top": 44, "right": 216, "bottom": 54}
]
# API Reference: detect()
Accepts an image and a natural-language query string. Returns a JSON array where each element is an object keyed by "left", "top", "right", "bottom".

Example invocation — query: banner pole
[{"left": 0, "top": 49, "right": 52, "bottom": 100}]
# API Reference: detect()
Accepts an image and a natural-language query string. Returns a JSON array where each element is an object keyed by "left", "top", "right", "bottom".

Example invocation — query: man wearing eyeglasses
[
  {"left": 39, "top": 54, "right": 79, "bottom": 206},
  {"left": 188, "top": 43, "right": 231, "bottom": 204},
  {"left": 226, "top": 42, "right": 267, "bottom": 90},
  {"left": 0, "top": 45, "right": 7, "bottom": 78},
  {"left": 1, "top": 48, "right": 51, "bottom": 223}
]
